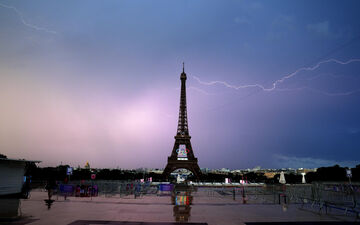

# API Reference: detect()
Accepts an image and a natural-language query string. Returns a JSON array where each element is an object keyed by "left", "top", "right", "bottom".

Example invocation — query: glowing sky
[{"left": 1, "top": 0, "right": 360, "bottom": 169}]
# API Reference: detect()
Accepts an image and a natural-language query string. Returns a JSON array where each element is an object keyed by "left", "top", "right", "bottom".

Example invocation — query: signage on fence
[
  {"left": 91, "top": 174, "right": 96, "bottom": 180},
  {"left": 240, "top": 179, "right": 247, "bottom": 184},
  {"left": 59, "top": 184, "right": 74, "bottom": 194},
  {"left": 159, "top": 184, "right": 174, "bottom": 192}
]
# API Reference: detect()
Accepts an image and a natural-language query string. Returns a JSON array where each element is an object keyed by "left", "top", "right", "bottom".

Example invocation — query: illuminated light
[
  {"left": 176, "top": 196, "right": 190, "bottom": 205},
  {"left": 176, "top": 144, "right": 189, "bottom": 158},
  {"left": 177, "top": 158, "right": 188, "bottom": 160}
]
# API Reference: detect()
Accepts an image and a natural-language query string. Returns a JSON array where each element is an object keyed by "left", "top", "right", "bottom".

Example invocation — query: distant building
[
  {"left": 201, "top": 168, "right": 211, "bottom": 173},
  {"left": 297, "top": 168, "right": 316, "bottom": 174},
  {"left": 231, "top": 169, "right": 242, "bottom": 174},
  {"left": 264, "top": 172, "right": 277, "bottom": 179},
  {"left": 84, "top": 161, "right": 90, "bottom": 169},
  {"left": 219, "top": 168, "right": 230, "bottom": 173},
  {"left": 149, "top": 168, "right": 163, "bottom": 174}
]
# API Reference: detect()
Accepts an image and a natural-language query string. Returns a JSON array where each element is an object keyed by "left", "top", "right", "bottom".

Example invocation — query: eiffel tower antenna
[{"left": 163, "top": 64, "right": 202, "bottom": 180}]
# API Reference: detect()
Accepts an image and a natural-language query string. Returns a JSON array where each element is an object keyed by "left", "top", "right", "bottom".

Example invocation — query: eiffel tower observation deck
[{"left": 163, "top": 64, "right": 202, "bottom": 180}]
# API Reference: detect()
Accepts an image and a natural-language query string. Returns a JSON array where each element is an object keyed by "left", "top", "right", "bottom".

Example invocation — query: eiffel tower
[{"left": 163, "top": 64, "right": 201, "bottom": 180}]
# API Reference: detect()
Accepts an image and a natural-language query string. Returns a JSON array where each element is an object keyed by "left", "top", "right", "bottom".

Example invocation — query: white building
[{"left": 0, "top": 158, "right": 40, "bottom": 196}]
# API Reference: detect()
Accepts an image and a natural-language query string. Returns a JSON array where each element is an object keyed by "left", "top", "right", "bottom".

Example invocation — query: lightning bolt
[
  {"left": 0, "top": 2, "right": 56, "bottom": 34},
  {"left": 193, "top": 58, "right": 360, "bottom": 95}
]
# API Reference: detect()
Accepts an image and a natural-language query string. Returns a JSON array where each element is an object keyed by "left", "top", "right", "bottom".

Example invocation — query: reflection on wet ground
[
  {"left": 44, "top": 199, "right": 55, "bottom": 209},
  {"left": 1, "top": 184, "right": 359, "bottom": 225},
  {"left": 172, "top": 184, "right": 194, "bottom": 222}
]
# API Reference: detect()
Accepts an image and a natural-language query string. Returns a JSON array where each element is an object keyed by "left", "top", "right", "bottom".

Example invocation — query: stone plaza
[{"left": 2, "top": 187, "right": 358, "bottom": 225}]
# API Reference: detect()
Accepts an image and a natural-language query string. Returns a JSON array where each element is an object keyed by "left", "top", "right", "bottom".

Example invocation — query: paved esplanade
[{"left": 13, "top": 189, "right": 356, "bottom": 225}]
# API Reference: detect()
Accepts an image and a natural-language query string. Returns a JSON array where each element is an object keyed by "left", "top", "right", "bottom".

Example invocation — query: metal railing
[{"left": 44, "top": 180, "right": 360, "bottom": 217}]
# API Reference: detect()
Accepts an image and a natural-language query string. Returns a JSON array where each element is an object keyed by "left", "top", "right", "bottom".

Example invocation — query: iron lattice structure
[{"left": 163, "top": 65, "right": 202, "bottom": 180}]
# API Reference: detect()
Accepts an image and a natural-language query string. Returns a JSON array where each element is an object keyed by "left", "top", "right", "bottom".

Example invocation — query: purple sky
[{"left": 1, "top": 0, "right": 360, "bottom": 169}]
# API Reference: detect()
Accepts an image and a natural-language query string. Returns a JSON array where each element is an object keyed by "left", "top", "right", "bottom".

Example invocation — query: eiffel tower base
[{"left": 163, "top": 158, "right": 202, "bottom": 181}]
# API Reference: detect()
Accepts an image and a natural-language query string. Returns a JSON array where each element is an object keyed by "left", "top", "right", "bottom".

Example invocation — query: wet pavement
[{"left": 1, "top": 186, "right": 359, "bottom": 225}]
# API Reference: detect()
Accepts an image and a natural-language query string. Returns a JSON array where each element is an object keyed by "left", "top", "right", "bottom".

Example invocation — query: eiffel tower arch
[{"left": 163, "top": 64, "right": 202, "bottom": 180}]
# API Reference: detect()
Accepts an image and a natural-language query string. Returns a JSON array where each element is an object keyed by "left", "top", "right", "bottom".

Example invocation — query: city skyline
[{"left": 1, "top": 0, "right": 360, "bottom": 169}]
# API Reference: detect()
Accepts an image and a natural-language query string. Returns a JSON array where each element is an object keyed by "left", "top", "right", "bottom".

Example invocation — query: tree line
[{"left": 24, "top": 163, "right": 360, "bottom": 184}]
